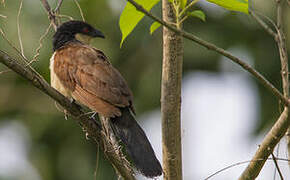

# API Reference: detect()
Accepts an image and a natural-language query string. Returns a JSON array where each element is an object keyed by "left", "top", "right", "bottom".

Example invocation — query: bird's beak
[{"left": 94, "top": 29, "right": 105, "bottom": 39}]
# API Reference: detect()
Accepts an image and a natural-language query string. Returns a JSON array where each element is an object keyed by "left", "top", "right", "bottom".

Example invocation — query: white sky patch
[
  {"left": 0, "top": 121, "right": 41, "bottom": 180},
  {"left": 108, "top": 0, "right": 126, "bottom": 15}
]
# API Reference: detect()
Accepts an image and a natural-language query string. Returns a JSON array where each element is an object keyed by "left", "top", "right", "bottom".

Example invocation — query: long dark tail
[{"left": 111, "top": 107, "right": 162, "bottom": 178}]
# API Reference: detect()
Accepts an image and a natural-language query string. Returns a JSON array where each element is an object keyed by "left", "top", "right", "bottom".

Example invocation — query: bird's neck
[{"left": 53, "top": 31, "right": 75, "bottom": 51}]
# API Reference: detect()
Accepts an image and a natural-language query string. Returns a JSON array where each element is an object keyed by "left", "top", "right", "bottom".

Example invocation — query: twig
[
  {"left": 271, "top": 153, "right": 284, "bottom": 180},
  {"left": 55, "top": 14, "right": 74, "bottom": 21},
  {"left": 54, "top": 0, "right": 63, "bottom": 13},
  {"left": 0, "top": 14, "right": 7, "bottom": 18},
  {"left": 73, "top": 0, "right": 85, "bottom": 21},
  {"left": 125, "top": 0, "right": 289, "bottom": 106},
  {"left": 0, "top": 28, "right": 29, "bottom": 63},
  {"left": 205, "top": 158, "right": 290, "bottom": 180},
  {"left": 0, "top": 50, "right": 136, "bottom": 180},
  {"left": 40, "top": 0, "right": 58, "bottom": 30},
  {"left": 31, "top": 23, "right": 52, "bottom": 64},
  {"left": 0, "top": 69, "right": 11, "bottom": 75},
  {"left": 17, "top": 0, "right": 26, "bottom": 59},
  {"left": 179, "top": 0, "right": 200, "bottom": 17},
  {"left": 249, "top": 10, "right": 277, "bottom": 39},
  {"left": 275, "top": 0, "right": 290, "bottom": 169},
  {"left": 1, "top": 0, "right": 5, "bottom": 7}
]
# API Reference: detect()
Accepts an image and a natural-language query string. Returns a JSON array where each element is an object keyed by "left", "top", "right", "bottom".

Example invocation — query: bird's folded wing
[{"left": 53, "top": 42, "right": 134, "bottom": 117}]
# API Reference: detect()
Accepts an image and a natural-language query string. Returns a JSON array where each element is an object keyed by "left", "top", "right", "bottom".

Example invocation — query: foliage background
[{"left": 0, "top": 0, "right": 289, "bottom": 180}]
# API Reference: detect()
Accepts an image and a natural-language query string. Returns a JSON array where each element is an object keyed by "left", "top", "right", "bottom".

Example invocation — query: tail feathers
[{"left": 111, "top": 108, "right": 162, "bottom": 178}]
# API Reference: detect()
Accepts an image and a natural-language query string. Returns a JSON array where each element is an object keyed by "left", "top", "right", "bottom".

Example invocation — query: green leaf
[
  {"left": 206, "top": 0, "right": 249, "bottom": 14},
  {"left": 187, "top": 10, "right": 206, "bottom": 22},
  {"left": 119, "top": 0, "right": 160, "bottom": 47},
  {"left": 180, "top": 0, "right": 187, "bottom": 9},
  {"left": 150, "top": 22, "right": 161, "bottom": 34}
]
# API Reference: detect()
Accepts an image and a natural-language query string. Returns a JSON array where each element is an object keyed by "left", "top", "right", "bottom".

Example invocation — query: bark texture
[{"left": 161, "top": 1, "right": 183, "bottom": 180}]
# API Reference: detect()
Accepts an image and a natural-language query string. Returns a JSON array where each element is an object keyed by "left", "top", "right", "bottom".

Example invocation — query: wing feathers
[{"left": 53, "top": 42, "right": 134, "bottom": 117}]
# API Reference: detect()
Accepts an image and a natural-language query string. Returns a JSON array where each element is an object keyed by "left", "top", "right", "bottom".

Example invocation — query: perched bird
[{"left": 50, "top": 20, "right": 162, "bottom": 178}]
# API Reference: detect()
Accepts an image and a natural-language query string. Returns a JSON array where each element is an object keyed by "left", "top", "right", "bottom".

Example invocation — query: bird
[{"left": 49, "top": 20, "right": 162, "bottom": 178}]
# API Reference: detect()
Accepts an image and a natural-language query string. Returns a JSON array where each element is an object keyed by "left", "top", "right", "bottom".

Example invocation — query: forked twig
[
  {"left": 40, "top": 0, "right": 58, "bottom": 30},
  {"left": 54, "top": 0, "right": 63, "bottom": 13},
  {"left": 249, "top": 9, "right": 277, "bottom": 39}
]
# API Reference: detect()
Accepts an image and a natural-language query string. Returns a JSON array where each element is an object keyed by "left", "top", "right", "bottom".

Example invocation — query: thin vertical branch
[
  {"left": 17, "top": 0, "right": 25, "bottom": 59},
  {"left": 275, "top": 0, "right": 290, "bottom": 168},
  {"left": 239, "top": 1, "right": 290, "bottom": 179},
  {"left": 161, "top": 1, "right": 183, "bottom": 180},
  {"left": 73, "top": 0, "right": 85, "bottom": 21}
]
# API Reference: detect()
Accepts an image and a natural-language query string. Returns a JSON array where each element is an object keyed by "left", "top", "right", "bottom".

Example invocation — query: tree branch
[
  {"left": 239, "top": 108, "right": 289, "bottom": 180},
  {"left": 161, "top": 1, "right": 183, "bottom": 180},
  {"left": 275, "top": 0, "right": 290, "bottom": 168},
  {"left": 0, "top": 50, "right": 136, "bottom": 179},
  {"left": 40, "top": 0, "right": 58, "bottom": 30},
  {"left": 249, "top": 10, "right": 278, "bottom": 40},
  {"left": 126, "top": 0, "right": 289, "bottom": 106},
  {"left": 54, "top": 0, "right": 63, "bottom": 13},
  {"left": 239, "top": 1, "right": 290, "bottom": 179}
]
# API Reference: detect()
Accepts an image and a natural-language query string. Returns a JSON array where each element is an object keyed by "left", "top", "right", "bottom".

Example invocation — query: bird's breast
[{"left": 50, "top": 53, "right": 72, "bottom": 98}]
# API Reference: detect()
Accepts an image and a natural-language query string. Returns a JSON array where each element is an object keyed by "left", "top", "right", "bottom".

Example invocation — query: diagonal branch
[
  {"left": 239, "top": 108, "right": 289, "bottom": 180},
  {"left": 0, "top": 50, "right": 136, "bottom": 180},
  {"left": 239, "top": 1, "right": 289, "bottom": 179},
  {"left": 125, "top": 0, "right": 288, "bottom": 106},
  {"left": 249, "top": 10, "right": 278, "bottom": 39}
]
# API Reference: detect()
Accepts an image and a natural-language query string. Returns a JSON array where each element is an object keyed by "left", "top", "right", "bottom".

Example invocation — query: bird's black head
[{"left": 53, "top": 20, "right": 105, "bottom": 51}]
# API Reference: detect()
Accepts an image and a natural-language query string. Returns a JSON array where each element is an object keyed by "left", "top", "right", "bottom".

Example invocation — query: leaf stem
[{"left": 179, "top": 0, "right": 200, "bottom": 17}]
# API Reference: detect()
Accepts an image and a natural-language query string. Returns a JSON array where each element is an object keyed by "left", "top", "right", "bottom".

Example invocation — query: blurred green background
[{"left": 0, "top": 0, "right": 289, "bottom": 180}]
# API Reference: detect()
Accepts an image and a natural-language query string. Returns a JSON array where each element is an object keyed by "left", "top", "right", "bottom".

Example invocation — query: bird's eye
[{"left": 83, "top": 27, "right": 89, "bottom": 33}]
